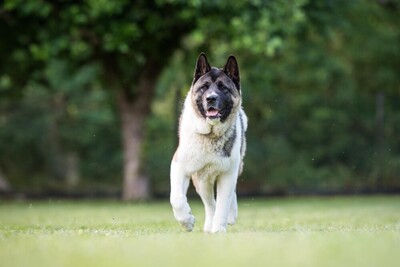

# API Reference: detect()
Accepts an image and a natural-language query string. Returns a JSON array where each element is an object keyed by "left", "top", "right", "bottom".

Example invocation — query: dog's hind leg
[
  {"left": 227, "top": 191, "right": 238, "bottom": 225},
  {"left": 170, "top": 160, "right": 195, "bottom": 231},
  {"left": 193, "top": 175, "right": 216, "bottom": 233}
]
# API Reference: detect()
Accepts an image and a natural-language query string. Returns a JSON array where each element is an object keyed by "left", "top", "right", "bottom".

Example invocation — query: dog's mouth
[{"left": 205, "top": 107, "right": 221, "bottom": 119}]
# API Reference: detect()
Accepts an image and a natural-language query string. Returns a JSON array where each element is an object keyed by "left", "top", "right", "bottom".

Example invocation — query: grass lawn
[{"left": 0, "top": 196, "right": 399, "bottom": 267}]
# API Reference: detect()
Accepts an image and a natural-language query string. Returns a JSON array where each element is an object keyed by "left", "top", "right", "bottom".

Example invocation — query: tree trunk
[
  {"left": 117, "top": 60, "right": 162, "bottom": 200},
  {"left": 0, "top": 167, "right": 11, "bottom": 192},
  {"left": 65, "top": 152, "right": 80, "bottom": 188}
]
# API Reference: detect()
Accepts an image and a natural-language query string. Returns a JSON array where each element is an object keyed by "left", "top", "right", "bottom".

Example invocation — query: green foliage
[
  {"left": 0, "top": 60, "right": 121, "bottom": 190},
  {"left": 145, "top": 0, "right": 400, "bottom": 194},
  {"left": 0, "top": 0, "right": 399, "bottom": 194}
]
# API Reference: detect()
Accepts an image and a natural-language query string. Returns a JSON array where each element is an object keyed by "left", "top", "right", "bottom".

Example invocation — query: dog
[{"left": 170, "top": 53, "right": 247, "bottom": 233}]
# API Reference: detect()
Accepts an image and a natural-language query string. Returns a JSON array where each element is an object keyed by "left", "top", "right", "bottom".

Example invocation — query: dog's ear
[
  {"left": 193, "top": 52, "right": 211, "bottom": 85},
  {"left": 224, "top": 55, "right": 240, "bottom": 91}
]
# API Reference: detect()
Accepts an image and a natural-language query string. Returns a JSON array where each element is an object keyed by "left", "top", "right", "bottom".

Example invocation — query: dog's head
[{"left": 190, "top": 53, "right": 241, "bottom": 124}]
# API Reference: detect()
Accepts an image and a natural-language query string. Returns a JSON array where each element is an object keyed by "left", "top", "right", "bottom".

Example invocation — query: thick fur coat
[{"left": 170, "top": 53, "right": 247, "bottom": 233}]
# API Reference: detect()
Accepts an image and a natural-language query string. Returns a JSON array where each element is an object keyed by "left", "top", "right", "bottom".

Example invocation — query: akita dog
[{"left": 170, "top": 53, "right": 247, "bottom": 233}]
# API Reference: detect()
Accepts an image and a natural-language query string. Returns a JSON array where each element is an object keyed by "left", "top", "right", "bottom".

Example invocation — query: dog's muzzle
[{"left": 204, "top": 92, "right": 221, "bottom": 119}]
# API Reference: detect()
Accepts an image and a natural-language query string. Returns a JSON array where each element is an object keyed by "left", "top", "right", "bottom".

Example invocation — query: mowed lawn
[{"left": 0, "top": 196, "right": 399, "bottom": 267}]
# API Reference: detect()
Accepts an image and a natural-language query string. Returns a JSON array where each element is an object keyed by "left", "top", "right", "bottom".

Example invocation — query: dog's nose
[{"left": 206, "top": 95, "right": 217, "bottom": 103}]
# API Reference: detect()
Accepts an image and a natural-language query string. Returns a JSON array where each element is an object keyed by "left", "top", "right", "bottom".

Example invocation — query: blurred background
[{"left": 0, "top": 0, "right": 399, "bottom": 200}]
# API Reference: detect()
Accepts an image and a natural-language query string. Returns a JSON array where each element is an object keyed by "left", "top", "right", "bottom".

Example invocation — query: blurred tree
[
  {"left": 238, "top": 0, "right": 400, "bottom": 193},
  {"left": 0, "top": 167, "right": 11, "bottom": 192},
  {"left": 0, "top": 0, "right": 307, "bottom": 199},
  {"left": 0, "top": 0, "right": 200, "bottom": 199},
  {"left": 146, "top": 0, "right": 400, "bottom": 195},
  {"left": 0, "top": 58, "right": 120, "bottom": 192},
  {"left": 1, "top": 0, "right": 398, "bottom": 197}
]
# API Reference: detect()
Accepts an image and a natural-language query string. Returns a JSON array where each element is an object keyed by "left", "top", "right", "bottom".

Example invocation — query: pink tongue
[{"left": 206, "top": 110, "right": 219, "bottom": 117}]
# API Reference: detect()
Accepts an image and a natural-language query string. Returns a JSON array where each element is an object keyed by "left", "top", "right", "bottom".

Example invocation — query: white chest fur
[
  {"left": 179, "top": 133, "right": 233, "bottom": 178},
  {"left": 176, "top": 101, "right": 241, "bottom": 178}
]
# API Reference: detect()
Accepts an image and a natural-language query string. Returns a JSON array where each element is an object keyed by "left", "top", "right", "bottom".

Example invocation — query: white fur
[{"left": 170, "top": 92, "right": 247, "bottom": 233}]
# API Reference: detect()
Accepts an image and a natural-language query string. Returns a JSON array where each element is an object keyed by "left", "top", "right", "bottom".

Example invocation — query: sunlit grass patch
[{"left": 0, "top": 196, "right": 399, "bottom": 267}]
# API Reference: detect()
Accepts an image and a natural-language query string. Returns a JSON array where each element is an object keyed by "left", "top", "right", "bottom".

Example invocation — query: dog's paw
[
  {"left": 227, "top": 212, "right": 237, "bottom": 225},
  {"left": 211, "top": 225, "right": 227, "bottom": 233},
  {"left": 227, "top": 217, "right": 236, "bottom": 226},
  {"left": 179, "top": 214, "right": 195, "bottom": 232},
  {"left": 203, "top": 223, "right": 213, "bottom": 233}
]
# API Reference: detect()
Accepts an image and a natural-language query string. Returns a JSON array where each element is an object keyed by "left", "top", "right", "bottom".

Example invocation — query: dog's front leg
[
  {"left": 193, "top": 175, "right": 216, "bottom": 233},
  {"left": 170, "top": 160, "right": 195, "bottom": 231},
  {"left": 212, "top": 172, "right": 238, "bottom": 233}
]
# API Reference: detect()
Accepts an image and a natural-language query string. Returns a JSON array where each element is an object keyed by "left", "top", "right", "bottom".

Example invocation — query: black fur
[
  {"left": 193, "top": 53, "right": 211, "bottom": 85},
  {"left": 196, "top": 94, "right": 207, "bottom": 119},
  {"left": 222, "top": 126, "right": 237, "bottom": 157},
  {"left": 219, "top": 92, "right": 233, "bottom": 123},
  {"left": 209, "top": 68, "right": 221, "bottom": 83},
  {"left": 224, "top": 56, "right": 240, "bottom": 92}
]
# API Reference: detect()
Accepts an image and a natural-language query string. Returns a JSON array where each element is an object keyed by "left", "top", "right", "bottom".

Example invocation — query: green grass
[{"left": 1, "top": 196, "right": 399, "bottom": 267}]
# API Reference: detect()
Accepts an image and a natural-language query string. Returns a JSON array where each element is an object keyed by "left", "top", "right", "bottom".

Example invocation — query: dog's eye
[
  {"left": 197, "top": 83, "right": 209, "bottom": 93},
  {"left": 218, "top": 83, "right": 230, "bottom": 93}
]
